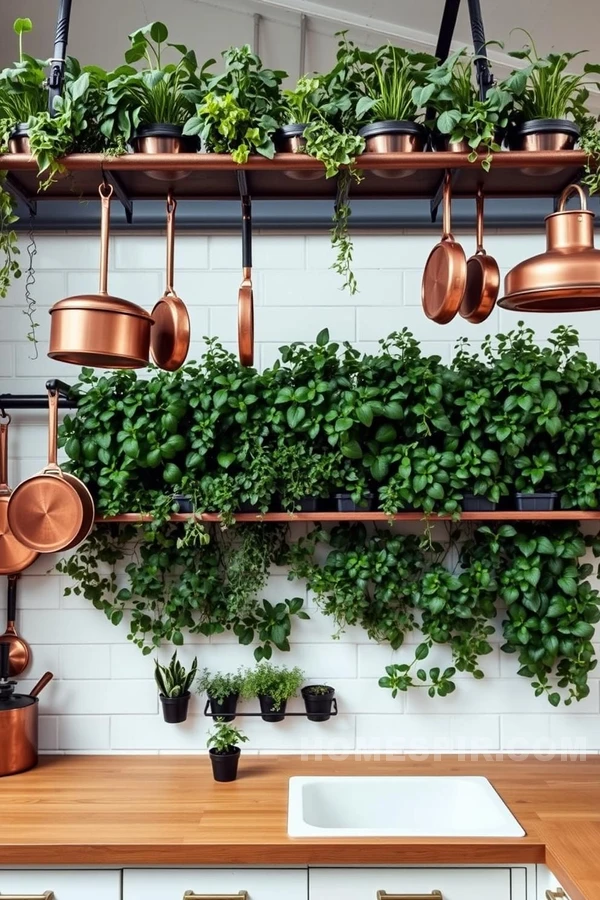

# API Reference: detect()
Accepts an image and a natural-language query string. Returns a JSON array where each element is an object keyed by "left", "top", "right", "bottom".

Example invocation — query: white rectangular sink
[{"left": 288, "top": 776, "right": 525, "bottom": 837}]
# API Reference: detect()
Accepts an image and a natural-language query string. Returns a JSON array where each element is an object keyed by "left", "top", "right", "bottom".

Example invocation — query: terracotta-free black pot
[
  {"left": 8, "top": 123, "right": 30, "bottom": 155},
  {"left": 515, "top": 492, "right": 558, "bottom": 511},
  {"left": 462, "top": 494, "right": 497, "bottom": 512},
  {"left": 208, "top": 692, "right": 239, "bottom": 723},
  {"left": 160, "top": 692, "right": 190, "bottom": 724},
  {"left": 209, "top": 746, "right": 240, "bottom": 782},
  {"left": 302, "top": 685, "right": 335, "bottom": 722},
  {"left": 258, "top": 694, "right": 287, "bottom": 723},
  {"left": 296, "top": 496, "right": 319, "bottom": 512},
  {"left": 172, "top": 494, "right": 193, "bottom": 513},
  {"left": 334, "top": 491, "right": 376, "bottom": 513}
]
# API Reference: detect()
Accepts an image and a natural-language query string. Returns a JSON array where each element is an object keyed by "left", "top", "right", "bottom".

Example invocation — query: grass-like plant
[
  {"left": 154, "top": 651, "right": 198, "bottom": 698},
  {"left": 242, "top": 663, "right": 304, "bottom": 710},
  {"left": 352, "top": 44, "right": 436, "bottom": 123},
  {"left": 207, "top": 719, "right": 248, "bottom": 753}
]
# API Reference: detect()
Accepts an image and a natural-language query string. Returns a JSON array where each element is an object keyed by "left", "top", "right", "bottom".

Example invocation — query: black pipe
[
  {"left": 467, "top": 0, "right": 494, "bottom": 99},
  {"left": 435, "top": 0, "right": 461, "bottom": 63},
  {"left": 47, "top": 0, "right": 73, "bottom": 114},
  {"left": 0, "top": 380, "right": 77, "bottom": 410}
]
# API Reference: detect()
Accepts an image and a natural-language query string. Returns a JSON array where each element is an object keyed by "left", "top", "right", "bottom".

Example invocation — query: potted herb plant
[
  {"left": 207, "top": 719, "right": 248, "bottom": 782},
  {"left": 513, "top": 449, "right": 559, "bottom": 510},
  {"left": 503, "top": 31, "right": 600, "bottom": 152},
  {"left": 242, "top": 663, "right": 304, "bottom": 722},
  {"left": 106, "top": 22, "right": 205, "bottom": 155},
  {"left": 154, "top": 651, "right": 198, "bottom": 723},
  {"left": 0, "top": 19, "right": 47, "bottom": 154},
  {"left": 413, "top": 48, "right": 513, "bottom": 170},
  {"left": 301, "top": 683, "right": 336, "bottom": 722},
  {"left": 197, "top": 667, "right": 245, "bottom": 721}
]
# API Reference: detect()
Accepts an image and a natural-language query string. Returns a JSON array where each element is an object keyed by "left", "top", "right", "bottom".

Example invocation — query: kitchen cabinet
[
  {"left": 537, "top": 866, "right": 569, "bottom": 899},
  {"left": 309, "top": 867, "right": 522, "bottom": 900},
  {"left": 123, "top": 868, "right": 307, "bottom": 900},
  {"left": 0, "top": 870, "right": 120, "bottom": 900}
]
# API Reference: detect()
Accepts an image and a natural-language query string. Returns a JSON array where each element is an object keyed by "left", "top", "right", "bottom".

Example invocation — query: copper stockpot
[
  {"left": 49, "top": 183, "right": 153, "bottom": 368},
  {"left": 0, "top": 642, "right": 53, "bottom": 778},
  {"left": 499, "top": 184, "right": 600, "bottom": 313}
]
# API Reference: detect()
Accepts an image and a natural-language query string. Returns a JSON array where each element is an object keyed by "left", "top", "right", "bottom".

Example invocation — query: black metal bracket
[
  {"left": 103, "top": 169, "right": 134, "bottom": 224},
  {"left": 4, "top": 174, "right": 37, "bottom": 218},
  {"left": 467, "top": 0, "right": 494, "bottom": 99},
  {"left": 204, "top": 698, "right": 338, "bottom": 720},
  {"left": 47, "top": 0, "right": 73, "bottom": 114},
  {"left": 236, "top": 170, "right": 250, "bottom": 200},
  {"left": 0, "top": 380, "right": 77, "bottom": 411},
  {"left": 431, "top": 169, "right": 462, "bottom": 223}
]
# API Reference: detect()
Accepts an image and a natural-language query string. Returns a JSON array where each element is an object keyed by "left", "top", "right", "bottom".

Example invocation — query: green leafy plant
[
  {"left": 197, "top": 668, "right": 245, "bottom": 703},
  {"left": 207, "top": 719, "right": 248, "bottom": 753},
  {"left": 379, "top": 661, "right": 457, "bottom": 698},
  {"left": 0, "top": 175, "right": 21, "bottom": 299},
  {"left": 242, "top": 663, "right": 304, "bottom": 710},
  {"left": 303, "top": 684, "right": 331, "bottom": 695},
  {"left": 413, "top": 48, "right": 513, "bottom": 169},
  {"left": 0, "top": 19, "right": 47, "bottom": 145},
  {"left": 154, "top": 650, "right": 198, "bottom": 697},
  {"left": 503, "top": 30, "right": 600, "bottom": 124},
  {"left": 184, "top": 45, "right": 284, "bottom": 163},
  {"left": 579, "top": 115, "right": 600, "bottom": 196},
  {"left": 348, "top": 43, "right": 436, "bottom": 123}
]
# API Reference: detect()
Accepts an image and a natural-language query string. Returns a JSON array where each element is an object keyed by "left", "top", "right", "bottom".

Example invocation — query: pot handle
[
  {"left": 475, "top": 185, "right": 486, "bottom": 255},
  {"left": 30, "top": 671, "right": 54, "bottom": 698},
  {"left": 0, "top": 412, "right": 10, "bottom": 493},
  {"left": 98, "top": 182, "right": 113, "bottom": 294},
  {"left": 558, "top": 183, "right": 587, "bottom": 212},
  {"left": 441, "top": 171, "right": 453, "bottom": 241}
]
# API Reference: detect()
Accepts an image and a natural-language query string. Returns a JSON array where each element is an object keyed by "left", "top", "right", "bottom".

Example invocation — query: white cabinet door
[
  {"left": 0, "top": 870, "right": 121, "bottom": 900},
  {"left": 536, "top": 866, "right": 569, "bottom": 900},
  {"left": 124, "top": 868, "right": 307, "bottom": 900},
  {"left": 309, "top": 867, "right": 511, "bottom": 900}
]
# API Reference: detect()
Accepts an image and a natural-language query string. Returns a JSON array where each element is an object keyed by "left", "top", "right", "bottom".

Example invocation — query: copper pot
[
  {"left": 8, "top": 124, "right": 31, "bottom": 155},
  {"left": 49, "top": 183, "right": 153, "bottom": 368},
  {"left": 499, "top": 184, "right": 600, "bottom": 312},
  {"left": 507, "top": 119, "right": 580, "bottom": 176},
  {"left": 358, "top": 121, "right": 427, "bottom": 178},
  {"left": 130, "top": 124, "right": 199, "bottom": 182},
  {"left": 0, "top": 643, "right": 53, "bottom": 778},
  {"left": 274, "top": 125, "right": 324, "bottom": 181}
]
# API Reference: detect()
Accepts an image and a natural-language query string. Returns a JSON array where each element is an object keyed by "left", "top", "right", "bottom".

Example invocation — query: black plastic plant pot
[
  {"left": 302, "top": 685, "right": 335, "bottom": 722},
  {"left": 515, "top": 492, "right": 558, "bottom": 511},
  {"left": 172, "top": 494, "right": 193, "bottom": 513},
  {"left": 237, "top": 500, "right": 261, "bottom": 513},
  {"left": 208, "top": 692, "right": 239, "bottom": 722},
  {"left": 296, "top": 496, "right": 319, "bottom": 512},
  {"left": 8, "top": 123, "right": 30, "bottom": 155},
  {"left": 160, "top": 692, "right": 190, "bottom": 724},
  {"left": 507, "top": 119, "right": 580, "bottom": 151},
  {"left": 258, "top": 694, "right": 287, "bottom": 723},
  {"left": 209, "top": 747, "right": 240, "bottom": 782},
  {"left": 462, "top": 494, "right": 497, "bottom": 512},
  {"left": 334, "top": 492, "right": 376, "bottom": 513}
]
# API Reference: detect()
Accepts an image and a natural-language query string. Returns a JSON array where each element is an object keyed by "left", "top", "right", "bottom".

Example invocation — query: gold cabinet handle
[
  {"left": 546, "top": 891, "right": 567, "bottom": 900},
  {"left": 184, "top": 893, "right": 248, "bottom": 900},
  {"left": 0, "top": 894, "right": 54, "bottom": 900},
  {"left": 378, "top": 893, "right": 442, "bottom": 900}
]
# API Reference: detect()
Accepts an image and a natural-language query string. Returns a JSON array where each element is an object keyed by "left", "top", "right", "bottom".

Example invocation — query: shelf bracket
[
  {"left": 103, "top": 169, "right": 133, "bottom": 224},
  {"left": 236, "top": 170, "right": 249, "bottom": 200},
  {"left": 5, "top": 173, "right": 37, "bottom": 218}
]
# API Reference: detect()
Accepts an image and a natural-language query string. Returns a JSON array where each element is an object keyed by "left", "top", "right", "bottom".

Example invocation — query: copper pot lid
[
  {"left": 150, "top": 193, "right": 191, "bottom": 371},
  {"left": 499, "top": 184, "right": 600, "bottom": 312},
  {"left": 51, "top": 294, "right": 153, "bottom": 320}
]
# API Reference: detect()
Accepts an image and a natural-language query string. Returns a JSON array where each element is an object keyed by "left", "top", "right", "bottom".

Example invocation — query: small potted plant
[
  {"left": 197, "top": 667, "right": 245, "bottom": 721},
  {"left": 513, "top": 449, "right": 558, "bottom": 510},
  {"left": 301, "top": 683, "right": 336, "bottom": 722},
  {"left": 154, "top": 651, "right": 198, "bottom": 723},
  {"left": 0, "top": 19, "right": 47, "bottom": 154},
  {"left": 242, "top": 663, "right": 304, "bottom": 723},
  {"left": 207, "top": 719, "right": 248, "bottom": 783},
  {"left": 503, "top": 31, "right": 600, "bottom": 153}
]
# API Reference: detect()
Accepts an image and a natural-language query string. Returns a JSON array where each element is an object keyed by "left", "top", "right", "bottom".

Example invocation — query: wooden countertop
[{"left": 1, "top": 755, "right": 600, "bottom": 900}]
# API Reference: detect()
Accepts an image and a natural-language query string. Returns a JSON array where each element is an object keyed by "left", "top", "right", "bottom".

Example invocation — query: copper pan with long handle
[
  {"left": 460, "top": 186, "right": 500, "bottom": 324},
  {"left": 0, "top": 414, "right": 38, "bottom": 574},
  {"left": 150, "top": 193, "right": 191, "bottom": 371},
  {"left": 0, "top": 575, "right": 30, "bottom": 676},
  {"left": 238, "top": 195, "right": 255, "bottom": 367},
  {"left": 7, "top": 390, "right": 94, "bottom": 553},
  {"left": 421, "top": 172, "right": 467, "bottom": 324}
]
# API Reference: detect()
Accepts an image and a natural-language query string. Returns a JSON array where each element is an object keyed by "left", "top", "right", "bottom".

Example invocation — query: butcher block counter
[{"left": 1, "top": 755, "right": 599, "bottom": 900}]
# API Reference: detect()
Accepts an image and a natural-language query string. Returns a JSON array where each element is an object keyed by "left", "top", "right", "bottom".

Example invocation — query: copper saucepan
[
  {"left": 7, "top": 389, "right": 95, "bottom": 553},
  {"left": 460, "top": 186, "right": 500, "bottom": 324},
  {"left": 48, "top": 183, "right": 154, "bottom": 369},
  {"left": 0, "top": 575, "right": 30, "bottom": 677},
  {"left": 238, "top": 195, "right": 255, "bottom": 367},
  {"left": 0, "top": 642, "right": 53, "bottom": 777},
  {"left": 0, "top": 414, "right": 38, "bottom": 574},
  {"left": 422, "top": 172, "right": 467, "bottom": 324},
  {"left": 150, "top": 193, "right": 191, "bottom": 371}
]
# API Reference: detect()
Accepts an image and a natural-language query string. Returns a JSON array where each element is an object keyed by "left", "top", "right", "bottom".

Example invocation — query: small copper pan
[
  {"left": 460, "top": 186, "right": 500, "bottom": 324},
  {"left": 0, "top": 415, "right": 38, "bottom": 574},
  {"left": 7, "top": 390, "right": 94, "bottom": 553},
  {"left": 238, "top": 195, "right": 254, "bottom": 367},
  {"left": 150, "top": 193, "right": 190, "bottom": 371},
  {"left": 422, "top": 172, "right": 467, "bottom": 324},
  {"left": 0, "top": 575, "right": 30, "bottom": 676}
]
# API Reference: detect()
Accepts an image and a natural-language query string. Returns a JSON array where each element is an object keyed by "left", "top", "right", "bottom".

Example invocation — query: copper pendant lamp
[{"left": 498, "top": 184, "right": 600, "bottom": 313}]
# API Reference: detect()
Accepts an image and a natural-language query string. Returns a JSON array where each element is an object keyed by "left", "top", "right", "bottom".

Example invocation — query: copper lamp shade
[{"left": 499, "top": 185, "right": 600, "bottom": 312}]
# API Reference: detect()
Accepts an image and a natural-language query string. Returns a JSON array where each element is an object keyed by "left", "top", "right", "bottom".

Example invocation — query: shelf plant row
[{"left": 1, "top": 18, "right": 600, "bottom": 299}]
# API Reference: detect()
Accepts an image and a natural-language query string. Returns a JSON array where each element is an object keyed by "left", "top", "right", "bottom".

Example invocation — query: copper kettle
[
  {"left": 0, "top": 643, "right": 53, "bottom": 777},
  {"left": 499, "top": 184, "right": 600, "bottom": 312}
]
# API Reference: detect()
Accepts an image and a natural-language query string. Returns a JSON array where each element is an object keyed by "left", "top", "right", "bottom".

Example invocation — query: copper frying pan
[
  {"left": 422, "top": 172, "right": 467, "bottom": 324},
  {"left": 0, "top": 415, "right": 38, "bottom": 574},
  {"left": 460, "top": 186, "right": 500, "bottom": 324},
  {"left": 238, "top": 195, "right": 254, "bottom": 367},
  {"left": 0, "top": 574, "right": 30, "bottom": 676},
  {"left": 7, "top": 390, "right": 95, "bottom": 553},
  {"left": 150, "top": 193, "right": 190, "bottom": 371}
]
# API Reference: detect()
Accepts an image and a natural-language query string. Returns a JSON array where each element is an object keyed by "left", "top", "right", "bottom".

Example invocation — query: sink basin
[{"left": 288, "top": 776, "right": 525, "bottom": 837}]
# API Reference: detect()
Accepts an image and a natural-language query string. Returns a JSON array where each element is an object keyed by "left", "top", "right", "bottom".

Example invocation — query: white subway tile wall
[{"left": 3, "top": 230, "right": 599, "bottom": 754}]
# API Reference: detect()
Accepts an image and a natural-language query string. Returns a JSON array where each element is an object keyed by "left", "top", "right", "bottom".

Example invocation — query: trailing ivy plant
[{"left": 0, "top": 175, "right": 21, "bottom": 299}]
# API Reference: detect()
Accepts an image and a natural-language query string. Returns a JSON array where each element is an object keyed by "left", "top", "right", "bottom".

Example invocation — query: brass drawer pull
[
  {"left": 378, "top": 893, "right": 442, "bottom": 900},
  {"left": 546, "top": 891, "right": 567, "bottom": 900},
  {"left": 0, "top": 894, "right": 54, "bottom": 900},
  {"left": 184, "top": 893, "right": 248, "bottom": 900}
]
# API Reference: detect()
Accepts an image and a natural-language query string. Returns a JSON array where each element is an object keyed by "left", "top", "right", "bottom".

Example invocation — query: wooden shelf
[
  {"left": 0, "top": 150, "right": 588, "bottom": 202},
  {"left": 95, "top": 510, "right": 600, "bottom": 523}
]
